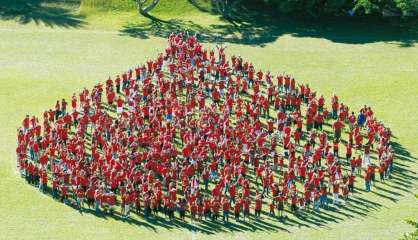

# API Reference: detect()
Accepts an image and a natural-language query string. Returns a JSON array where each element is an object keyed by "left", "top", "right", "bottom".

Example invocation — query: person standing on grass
[
  {"left": 312, "top": 190, "right": 320, "bottom": 212},
  {"left": 333, "top": 139, "right": 340, "bottom": 157},
  {"left": 341, "top": 181, "right": 349, "bottom": 204},
  {"left": 348, "top": 172, "right": 355, "bottom": 193},
  {"left": 197, "top": 200, "right": 204, "bottom": 222},
  {"left": 222, "top": 197, "right": 230, "bottom": 222},
  {"left": 190, "top": 200, "right": 197, "bottom": 223},
  {"left": 332, "top": 180, "right": 340, "bottom": 205},
  {"left": 363, "top": 142, "right": 372, "bottom": 168},
  {"left": 94, "top": 188, "right": 101, "bottom": 213},
  {"left": 75, "top": 186, "right": 84, "bottom": 211},
  {"left": 16, "top": 33, "right": 397, "bottom": 225},
  {"left": 254, "top": 192, "right": 262, "bottom": 219},
  {"left": 52, "top": 176, "right": 59, "bottom": 199},
  {"left": 234, "top": 199, "right": 241, "bottom": 221},
  {"left": 108, "top": 192, "right": 116, "bottom": 215},
  {"left": 379, "top": 162, "right": 386, "bottom": 182},
  {"left": 357, "top": 109, "right": 366, "bottom": 128},
  {"left": 331, "top": 94, "right": 339, "bottom": 119},
  {"left": 211, "top": 198, "right": 220, "bottom": 221},
  {"left": 364, "top": 169, "right": 371, "bottom": 192},
  {"left": 346, "top": 143, "right": 352, "bottom": 163},
  {"left": 167, "top": 200, "right": 175, "bottom": 222},
  {"left": 39, "top": 167, "right": 47, "bottom": 194},
  {"left": 243, "top": 197, "right": 250, "bottom": 221},
  {"left": 276, "top": 193, "right": 285, "bottom": 218},
  {"left": 60, "top": 183, "right": 68, "bottom": 205},
  {"left": 368, "top": 163, "right": 376, "bottom": 187},
  {"left": 333, "top": 118, "right": 343, "bottom": 140},
  {"left": 290, "top": 192, "right": 298, "bottom": 214}
]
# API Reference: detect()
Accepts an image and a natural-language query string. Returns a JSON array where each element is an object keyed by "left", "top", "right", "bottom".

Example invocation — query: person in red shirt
[
  {"left": 332, "top": 181, "right": 339, "bottom": 205},
  {"left": 222, "top": 197, "right": 230, "bottom": 222},
  {"left": 233, "top": 200, "right": 241, "bottom": 221},
  {"left": 345, "top": 143, "right": 352, "bottom": 163},
  {"left": 203, "top": 197, "right": 212, "bottom": 220},
  {"left": 190, "top": 200, "right": 198, "bottom": 223},
  {"left": 275, "top": 193, "right": 285, "bottom": 218},
  {"left": 15, "top": 33, "right": 394, "bottom": 226},
  {"left": 75, "top": 186, "right": 85, "bottom": 211},
  {"left": 341, "top": 182, "right": 349, "bottom": 203},
  {"left": 368, "top": 164, "right": 376, "bottom": 186},
  {"left": 379, "top": 163, "right": 386, "bottom": 182},
  {"left": 243, "top": 197, "right": 250, "bottom": 221},
  {"left": 86, "top": 186, "right": 95, "bottom": 209},
  {"left": 269, "top": 200, "right": 275, "bottom": 216},
  {"left": 364, "top": 169, "right": 371, "bottom": 192},
  {"left": 363, "top": 142, "right": 371, "bottom": 167},
  {"left": 348, "top": 173, "right": 355, "bottom": 192},
  {"left": 348, "top": 112, "right": 356, "bottom": 130},
  {"left": 254, "top": 193, "right": 262, "bottom": 218},
  {"left": 211, "top": 198, "right": 220, "bottom": 221},
  {"left": 320, "top": 184, "right": 328, "bottom": 208},
  {"left": 167, "top": 199, "right": 175, "bottom": 221},
  {"left": 197, "top": 200, "right": 204, "bottom": 221},
  {"left": 39, "top": 168, "right": 47, "bottom": 193},
  {"left": 290, "top": 192, "right": 298, "bottom": 213},
  {"left": 108, "top": 192, "right": 116, "bottom": 215},
  {"left": 333, "top": 119, "right": 343, "bottom": 140},
  {"left": 52, "top": 175, "right": 59, "bottom": 199},
  {"left": 314, "top": 113, "right": 324, "bottom": 130},
  {"left": 60, "top": 183, "right": 68, "bottom": 204},
  {"left": 333, "top": 139, "right": 339, "bottom": 157},
  {"left": 151, "top": 195, "right": 159, "bottom": 216}
]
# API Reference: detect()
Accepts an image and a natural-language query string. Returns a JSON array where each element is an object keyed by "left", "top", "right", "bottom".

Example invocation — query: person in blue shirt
[{"left": 357, "top": 110, "right": 366, "bottom": 127}]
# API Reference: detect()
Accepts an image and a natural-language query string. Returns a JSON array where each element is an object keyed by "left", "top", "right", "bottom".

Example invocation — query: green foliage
[
  {"left": 77, "top": 0, "right": 418, "bottom": 16},
  {"left": 394, "top": 0, "right": 418, "bottom": 15},
  {"left": 256, "top": 0, "right": 418, "bottom": 16},
  {"left": 257, "top": 0, "right": 354, "bottom": 16},
  {"left": 400, "top": 219, "right": 418, "bottom": 240},
  {"left": 400, "top": 194, "right": 418, "bottom": 240},
  {"left": 80, "top": 0, "right": 136, "bottom": 11},
  {"left": 353, "top": 0, "right": 383, "bottom": 14}
]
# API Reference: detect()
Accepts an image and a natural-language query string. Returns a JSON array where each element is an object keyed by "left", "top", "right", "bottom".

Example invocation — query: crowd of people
[{"left": 16, "top": 33, "right": 395, "bottom": 223}]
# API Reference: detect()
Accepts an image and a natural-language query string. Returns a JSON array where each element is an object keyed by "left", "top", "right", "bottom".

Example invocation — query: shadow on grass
[
  {"left": 120, "top": 1, "right": 418, "bottom": 48},
  {"left": 22, "top": 136, "right": 415, "bottom": 235},
  {"left": 0, "top": 0, "right": 85, "bottom": 28}
]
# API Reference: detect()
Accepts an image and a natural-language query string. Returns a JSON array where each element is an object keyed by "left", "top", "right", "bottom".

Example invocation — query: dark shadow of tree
[
  {"left": 0, "top": 0, "right": 85, "bottom": 28},
  {"left": 120, "top": 1, "right": 418, "bottom": 47}
]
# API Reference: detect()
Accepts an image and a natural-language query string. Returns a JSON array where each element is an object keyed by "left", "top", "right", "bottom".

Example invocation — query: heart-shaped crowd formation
[{"left": 16, "top": 33, "right": 394, "bottom": 224}]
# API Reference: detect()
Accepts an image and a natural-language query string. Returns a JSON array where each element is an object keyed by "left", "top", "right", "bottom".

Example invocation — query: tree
[
  {"left": 253, "top": 0, "right": 418, "bottom": 16},
  {"left": 263, "top": 0, "right": 352, "bottom": 16},
  {"left": 134, "top": 0, "right": 160, "bottom": 15},
  {"left": 394, "top": 0, "right": 418, "bottom": 15},
  {"left": 353, "top": 0, "right": 418, "bottom": 15},
  {"left": 399, "top": 194, "right": 418, "bottom": 240},
  {"left": 212, "top": 0, "right": 242, "bottom": 17},
  {"left": 400, "top": 219, "right": 418, "bottom": 240}
]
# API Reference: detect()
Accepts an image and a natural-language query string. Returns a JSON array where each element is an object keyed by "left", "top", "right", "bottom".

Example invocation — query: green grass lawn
[{"left": 0, "top": 1, "right": 417, "bottom": 239}]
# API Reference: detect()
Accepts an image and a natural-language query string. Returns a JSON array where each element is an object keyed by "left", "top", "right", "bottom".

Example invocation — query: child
[
  {"left": 234, "top": 201, "right": 241, "bottom": 221},
  {"left": 269, "top": 200, "right": 275, "bottom": 217}
]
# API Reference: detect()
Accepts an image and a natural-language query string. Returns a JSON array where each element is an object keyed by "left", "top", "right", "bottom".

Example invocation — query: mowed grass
[{"left": 0, "top": 1, "right": 418, "bottom": 240}]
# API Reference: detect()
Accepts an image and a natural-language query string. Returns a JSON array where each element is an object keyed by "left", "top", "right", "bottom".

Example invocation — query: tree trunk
[
  {"left": 142, "top": 0, "right": 160, "bottom": 14},
  {"left": 214, "top": 0, "right": 240, "bottom": 17},
  {"left": 136, "top": 0, "right": 160, "bottom": 14}
]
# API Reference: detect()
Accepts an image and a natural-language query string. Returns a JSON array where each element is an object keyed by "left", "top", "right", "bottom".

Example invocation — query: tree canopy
[
  {"left": 134, "top": 0, "right": 417, "bottom": 17},
  {"left": 260, "top": 0, "right": 418, "bottom": 16}
]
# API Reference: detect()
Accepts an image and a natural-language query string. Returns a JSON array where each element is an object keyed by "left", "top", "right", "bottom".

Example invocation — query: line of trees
[
  {"left": 133, "top": 0, "right": 418, "bottom": 17},
  {"left": 261, "top": 0, "right": 418, "bottom": 17}
]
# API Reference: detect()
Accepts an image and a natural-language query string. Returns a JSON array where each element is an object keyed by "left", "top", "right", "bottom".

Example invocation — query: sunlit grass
[{"left": 0, "top": 1, "right": 417, "bottom": 240}]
